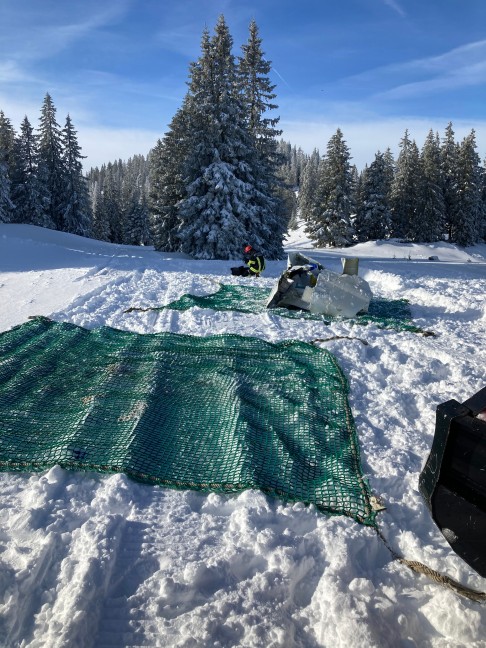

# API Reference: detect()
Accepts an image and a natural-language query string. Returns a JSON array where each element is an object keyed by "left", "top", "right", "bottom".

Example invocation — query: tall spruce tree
[
  {"left": 298, "top": 148, "right": 320, "bottom": 224},
  {"left": 0, "top": 160, "right": 13, "bottom": 223},
  {"left": 61, "top": 114, "right": 92, "bottom": 236},
  {"left": 305, "top": 128, "right": 355, "bottom": 246},
  {"left": 125, "top": 190, "right": 150, "bottom": 245},
  {"left": 390, "top": 130, "right": 421, "bottom": 240},
  {"left": 455, "top": 130, "right": 483, "bottom": 246},
  {"left": 177, "top": 17, "right": 263, "bottom": 259},
  {"left": 0, "top": 111, "right": 17, "bottom": 176},
  {"left": 91, "top": 173, "right": 111, "bottom": 242},
  {"left": 482, "top": 158, "right": 486, "bottom": 241},
  {"left": 37, "top": 94, "right": 66, "bottom": 230},
  {"left": 103, "top": 162, "right": 125, "bottom": 243},
  {"left": 149, "top": 105, "right": 191, "bottom": 251},
  {"left": 441, "top": 122, "right": 461, "bottom": 242},
  {"left": 417, "top": 130, "right": 444, "bottom": 242},
  {"left": 238, "top": 19, "right": 284, "bottom": 257},
  {"left": 12, "top": 116, "right": 52, "bottom": 227},
  {"left": 0, "top": 111, "right": 18, "bottom": 221},
  {"left": 122, "top": 156, "right": 151, "bottom": 245},
  {"left": 354, "top": 151, "right": 393, "bottom": 241}
]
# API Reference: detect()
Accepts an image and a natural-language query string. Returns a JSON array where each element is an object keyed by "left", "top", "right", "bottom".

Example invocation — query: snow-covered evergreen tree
[
  {"left": 455, "top": 130, "right": 483, "bottom": 246},
  {"left": 91, "top": 174, "right": 111, "bottom": 242},
  {"left": 0, "top": 111, "right": 17, "bottom": 175},
  {"left": 441, "top": 122, "right": 461, "bottom": 242},
  {"left": 122, "top": 157, "right": 151, "bottom": 245},
  {"left": 11, "top": 116, "right": 52, "bottom": 227},
  {"left": 125, "top": 190, "right": 151, "bottom": 245},
  {"left": 298, "top": 148, "right": 320, "bottom": 223},
  {"left": 305, "top": 128, "right": 355, "bottom": 246},
  {"left": 102, "top": 162, "right": 125, "bottom": 243},
  {"left": 0, "top": 160, "right": 14, "bottom": 223},
  {"left": 177, "top": 17, "right": 265, "bottom": 259},
  {"left": 37, "top": 94, "right": 66, "bottom": 230},
  {"left": 0, "top": 110, "right": 18, "bottom": 221},
  {"left": 354, "top": 151, "right": 393, "bottom": 241},
  {"left": 61, "top": 114, "right": 92, "bottom": 236},
  {"left": 417, "top": 130, "right": 444, "bottom": 242},
  {"left": 238, "top": 19, "right": 284, "bottom": 257},
  {"left": 390, "top": 130, "right": 421, "bottom": 240},
  {"left": 481, "top": 158, "right": 486, "bottom": 241},
  {"left": 149, "top": 106, "right": 190, "bottom": 251}
]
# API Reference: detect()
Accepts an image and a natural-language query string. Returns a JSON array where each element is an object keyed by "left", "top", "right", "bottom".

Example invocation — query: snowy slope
[{"left": 0, "top": 223, "right": 486, "bottom": 648}]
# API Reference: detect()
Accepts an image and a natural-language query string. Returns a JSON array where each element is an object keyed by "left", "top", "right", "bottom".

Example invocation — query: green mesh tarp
[
  {"left": 127, "top": 284, "right": 424, "bottom": 333},
  {"left": 0, "top": 317, "right": 376, "bottom": 526}
]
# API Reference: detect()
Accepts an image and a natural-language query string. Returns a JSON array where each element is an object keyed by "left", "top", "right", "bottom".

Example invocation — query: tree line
[
  {"left": 298, "top": 125, "right": 486, "bottom": 247},
  {"left": 0, "top": 95, "right": 91, "bottom": 235},
  {"left": 1, "top": 15, "right": 485, "bottom": 252}
]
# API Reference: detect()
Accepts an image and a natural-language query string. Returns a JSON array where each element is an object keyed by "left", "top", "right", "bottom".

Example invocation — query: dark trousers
[{"left": 231, "top": 266, "right": 251, "bottom": 277}]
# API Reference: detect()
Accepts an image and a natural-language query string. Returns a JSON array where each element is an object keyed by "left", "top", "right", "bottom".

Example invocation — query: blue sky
[{"left": 1, "top": 0, "right": 485, "bottom": 170}]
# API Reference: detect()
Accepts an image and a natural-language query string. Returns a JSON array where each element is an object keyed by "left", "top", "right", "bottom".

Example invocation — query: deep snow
[{"left": 0, "top": 223, "right": 485, "bottom": 648}]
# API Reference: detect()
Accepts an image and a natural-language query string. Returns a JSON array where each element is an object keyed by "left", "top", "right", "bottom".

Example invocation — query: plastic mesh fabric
[
  {"left": 128, "top": 284, "right": 423, "bottom": 332},
  {"left": 0, "top": 317, "right": 376, "bottom": 526}
]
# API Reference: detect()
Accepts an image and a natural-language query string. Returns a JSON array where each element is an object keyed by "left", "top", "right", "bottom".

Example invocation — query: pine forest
[{"left": 1, "top": 17, "right": 485, "bottom": 254}]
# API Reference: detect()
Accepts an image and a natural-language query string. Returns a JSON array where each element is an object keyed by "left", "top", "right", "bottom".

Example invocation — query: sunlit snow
[{"left": 1, "top": 223, "right": 485, "bottom": 647}]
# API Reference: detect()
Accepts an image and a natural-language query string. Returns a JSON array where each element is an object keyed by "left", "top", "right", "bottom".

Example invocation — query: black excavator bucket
[{"left": 419, "top": 386, "right": 486, "bottom": 577}]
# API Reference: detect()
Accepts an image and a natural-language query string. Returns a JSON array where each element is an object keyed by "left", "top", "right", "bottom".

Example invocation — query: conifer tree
[
  {"left": 238, "top": 20, "right": 284, "bottom": 257},
  {"left": 91, "top": 175, "right": 111, "bottom": 242},
  {"left": 12, "top": 116, "right": 52, "bottom": 227},
  {"left": 481, "top": 158, "right": 486, "bottom": 241},
  {"left": 0, "top": 111, "right": 17, "bottom": 176},
  {"left": 0, "top": 111, "right": 18, "bottom": 221},
  {"left": 0, "top": 160, "right": 14, "bottom": 223},
  {"left": 61, "top": 114, "right": 92, "bottom": 236},
  {"left": 37, "top": 94, "right": 66, "bottom": 230},
  {"left": 455, "top": 130, "right": 483, "bottom": 246},
  {"left": 239, "top": 20, "right": 280, "bottom": 161},
  {"left": 390, "top": 130, "right": 421, "bottom": 239},
  {"left": 354, "top": 151, "right": 392, "bottom": 241},
  {"left": 417, "top": 130, "right": 444, "bottom": 242},
  {"left": 298, "top": 148, "right": 320, "bottom": 223},
  {"left": 125, "top": 190, "right": 150, "bottom": 245},
  {"left": 102, "top": 162, "right": 125, "bottom": 243},
  {"left": 305, "top": 128, "right": 355, "bottom": 246},
  {"left": 149, "top": 105, "right": 191, "bottom": 251},
  {"left": 177, "top": 17, "right": 263, "bottom": 259},
  {"left": 122, "top": 157, "right": 151, "bottom": 245},
  {"left": 441, "top": 122, "right": 461, "bottom": 242}
]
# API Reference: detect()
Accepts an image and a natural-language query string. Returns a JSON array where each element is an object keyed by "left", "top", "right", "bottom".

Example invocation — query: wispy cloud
[
  {"left": 0, "top": 62, "right": 37, "bottom": 85},
  {"left": 376, "top": 60, "right": 486, "bottom": 100},
  {"left": 0, "top": 1, "right": 132, "bottom": 66},
  {"left": 383, "top": 0, "right": 407, "bottom": 18},
  {"left": 381, "top": 0, "right": 406, "bottom": 18},
  {"left": 338, "top": 39, "right": 486, "bottom": 100}
]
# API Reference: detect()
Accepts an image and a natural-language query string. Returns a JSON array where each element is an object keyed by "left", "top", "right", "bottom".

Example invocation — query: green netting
[
  {"left": 0, "top": 317, "right": 376, "bottom": 526},
  {"left": 127, "top": 284, "right": 425, "bottom": 333}
]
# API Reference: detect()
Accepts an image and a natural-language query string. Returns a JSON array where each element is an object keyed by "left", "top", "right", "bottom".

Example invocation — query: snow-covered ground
[{"left": 0, "top": 223, "right": 485, "bottom": 648}]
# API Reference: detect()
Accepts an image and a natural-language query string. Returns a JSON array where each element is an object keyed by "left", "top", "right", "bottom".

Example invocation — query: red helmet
[{"left": 244, "top": 245, "right": 252, "bottom": 253}]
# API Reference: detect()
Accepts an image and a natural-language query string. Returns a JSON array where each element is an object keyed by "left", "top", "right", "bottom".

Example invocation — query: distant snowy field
[{"left": 0, "top": 223, "right": 485, "bottom": 648}]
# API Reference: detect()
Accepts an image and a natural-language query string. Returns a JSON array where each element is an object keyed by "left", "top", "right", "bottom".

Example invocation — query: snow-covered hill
[{"left": 1, "top": 224, "right": 485, "bottom": 647}]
